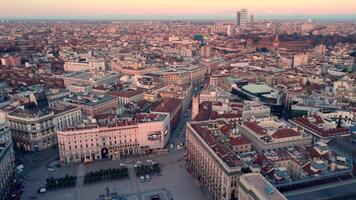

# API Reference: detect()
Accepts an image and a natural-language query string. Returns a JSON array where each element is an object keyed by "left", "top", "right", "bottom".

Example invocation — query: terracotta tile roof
[
  {"left": 292, "top": 116, "right": 350, "bottom": 138},
  {"left": 153, "top": 98, "right": 182, "bottom": 115},
  {"left": 244, "top": 121, "right": 267, "bottom": 135},
  {"left": 229, "top": 136, "right": 251, "bottom": 146},
  {"left": 272, "top": 128, "right": 300, "bottom": 139}
]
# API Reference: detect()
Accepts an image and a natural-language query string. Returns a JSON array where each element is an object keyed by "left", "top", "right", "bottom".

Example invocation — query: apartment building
[
  {"left": 62, "top": 70, "right": 119, "bottom": 87},
  {"left": 241, "top": 101, "right": 271, "bottom": 121},
  {"left": 58, "top": 113, "right": 170, "bottom": 164},
  {"left": 239, "top": 116, "right": 312, "bottom": 152},
  {"left": 110, "top": 88, "right": 145, "bottom": 105},
  {"left": 63, "top": 95, "right": 118, "bottom": 117},
  {"left": 7, "top": 105, "right": 82, "bottom": 151},
  {"left": 186, "top": 119, "right": 244, "bottom": 200},
  {"left": 238, "top": 173, "right": 287, "bottom": 200},
  {"left": 0, "top": 123, "right": 15, "bottom": 200},
  {"left": 64, "top": 58, "right": 106, "bottom": 72}
]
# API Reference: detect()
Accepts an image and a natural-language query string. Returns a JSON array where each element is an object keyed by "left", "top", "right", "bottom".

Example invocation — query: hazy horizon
[
  {"left": 1, "top": 14, "right": 356, "bottom": 21},
  {"left": 1, "top": 0, "right": 356, "bottom": 20}
]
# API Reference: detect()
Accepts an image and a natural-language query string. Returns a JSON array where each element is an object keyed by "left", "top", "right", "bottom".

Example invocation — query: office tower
[
  {"left": 240, "top": 9, "right": 248, "bottom": 28},
  {"left": 236, "top": 10, "right": 241, "bottom": 27},
  {"left": 250, "top": 14, "right": 254, "bottom": 26},
  {"left": 237, "top": 9, "right": 248, "bottom": 29}
]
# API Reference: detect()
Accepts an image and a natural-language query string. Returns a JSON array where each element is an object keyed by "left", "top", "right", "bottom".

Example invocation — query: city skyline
[
  {"left": 1, "top": 0, "right": 356, "bottom": 20},
  {"left": 0, "top": 1, "right": 355, "bottom": 200}
]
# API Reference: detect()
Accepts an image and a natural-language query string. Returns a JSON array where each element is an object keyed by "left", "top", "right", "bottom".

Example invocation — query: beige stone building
[
  {"left": 238, "top": 173, "right": 287, "bottom": 200},
  {"left": 0, "top": 122, "right": 15, "bottom": 200},
  {"left": 186, "top": 119, "right": 243, "bottom": 200},
  {"left": 7, "top": 104, "right": 82, "bottom": 151}
]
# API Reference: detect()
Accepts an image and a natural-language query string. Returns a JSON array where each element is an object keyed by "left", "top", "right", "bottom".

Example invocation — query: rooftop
[
  {"left": 64, "top": 95, "right": 117, "bottom": 107},
  {"left": 240, "top": 173, "right": 287, "bottom": 200},
  {"left": 242, "top": 84, "right": 272, "bottom": 94},
  {"left": 153, "top": 98, "right": 182, "bottom": 115},
  {"left": 63, "top": 70, "right": 118, "bottom": 81},
  {"left": 188, "top": 119, "right": 242, "bottom": 168},
  {"left": 292, "top": 116, "right": 350, "bottom": 138},
  {"left": 243, "top": 117, "right": 304, "bottom": 143},
  {"left": 110, "top": 87, "right": 144, "bottom": 98}
]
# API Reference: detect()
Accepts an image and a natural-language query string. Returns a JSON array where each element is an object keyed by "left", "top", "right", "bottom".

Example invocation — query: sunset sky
[{"left": 1, "top": 0, "right": 356, "bottom": 19}]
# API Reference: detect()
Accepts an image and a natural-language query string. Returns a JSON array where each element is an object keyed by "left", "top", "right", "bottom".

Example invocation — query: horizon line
[{"left": 1, "top": 14, "right": 356, "bottom": 21}]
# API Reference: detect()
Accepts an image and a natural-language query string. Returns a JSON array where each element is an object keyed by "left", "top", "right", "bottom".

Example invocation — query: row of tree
[
  {"left": 135, "top": 163, "right": 161, "bottom": 176},
  {"left": 46, "top": 175, "right": 76, "bottom": 190},
  {"left": 84, "top": 167, "right": 129, "bottom": 184}
]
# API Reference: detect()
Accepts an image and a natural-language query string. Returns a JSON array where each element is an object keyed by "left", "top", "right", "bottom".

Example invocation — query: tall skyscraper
[
  {"left": 236, "top": 10, "right": 241, "bottom": 27},
  {"left": 250, "top": 14, "right": 254, "bottom": 26},
  {"left": 236, "top": 9, "right": 248, "bottom": 29},
  {"left": 240, "top": 9, "right": 248, "bottom": 28}
]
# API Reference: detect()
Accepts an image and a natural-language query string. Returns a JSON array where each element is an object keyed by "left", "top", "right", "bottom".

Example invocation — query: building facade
[
  {"left": 239, "top": 117, "right": 312, "bottom": 152},
  {"left": 186, "top": 119, "right": 244, "bottom": 200},
  {"left": 238, "top": 173, "right": 287, "bottom": 200},
  {"left": 62, "top": 70, "right": 119, "bottom": 87},
  {"left": 64, "top": 95, "right": 118, "bottom": 117},
  {"left": 0, "top": 123, "right": 15, "bottom": 200},
  {"left": 7, "top": 105, "right": 82, "bottom": 151},
  {"left": 64, "top": 59, "right": 105, "bottom": 72},
  {"left": 58, "top": 113, "right": 170, "bottom": 164},
  {"left": 110, "top": 88, "right": 145, "bottom": 105}
]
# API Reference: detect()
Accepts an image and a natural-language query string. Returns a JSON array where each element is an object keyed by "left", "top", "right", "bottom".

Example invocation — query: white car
[
  {"left": 145, "top": 174, "right": 150, "bottom": 182},
  {"left": 119, "top": 163, "right": 126, "bottom": 167},
  {"left": 47, "top": 168, "right": 55, "bottom": 172},
  {"left": 146, "top": 159, "right": 153, "bottom": 163},
  {"left": 38, "top": 188, "right": 46, "bottom": 194},
  {"left": 136, "top": 161, "right": 142, "bottom": 165},
  {"left": 140, "top": 176, "right": 145, "bottom": 182}
]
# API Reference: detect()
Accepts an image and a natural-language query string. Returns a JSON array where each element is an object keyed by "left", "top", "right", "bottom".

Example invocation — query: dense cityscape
[{"left": 0, "top": 2, "right": 356, "bottom": 200}]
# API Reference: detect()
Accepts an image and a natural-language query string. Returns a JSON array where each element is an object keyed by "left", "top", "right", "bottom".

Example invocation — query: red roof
[
  {"left": 272, "top": 128, "right": 300, "bottom": 139},
  {"left": 292, "top": 116, "right": 350, "bottom": 138},
  {"left": 244, "top": 122, "right": 267, "bottom": 135},
  {"left": 229, "top": 136, "right": 251, "bottom": 146},
  {"left": 153, "top": 98, "right": 182, "bottom": 115}
]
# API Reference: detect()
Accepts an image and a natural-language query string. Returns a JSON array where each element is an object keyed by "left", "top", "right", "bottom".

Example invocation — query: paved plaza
[{"left": 21, "top": 149, "right": 206, "bottom": 200}]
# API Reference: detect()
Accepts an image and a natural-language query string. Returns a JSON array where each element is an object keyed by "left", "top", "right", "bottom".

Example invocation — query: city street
[{"left": 167, "top": 108, "right": 192, "bottom": 146}]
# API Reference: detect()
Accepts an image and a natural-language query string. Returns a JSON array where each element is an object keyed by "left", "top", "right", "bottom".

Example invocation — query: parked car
[
  {"left": 37, "top": 187, "right": 46, "bottom": 194},
  {"left": 151, "top": 194, "right": 160, "bottom": 200},
  {"left": 119, "top": 163, "right": 126, "bottom": 167},
  {"left": 146, "top": 159, "right": 153, "bottom": 163},
  {"left": 16, "top": 165, "right": 24, "bottom": 174},
  {"left": 140, "top": 176, "right": 145, "bottom": 182},
  {"left": 145, "top": 175, "right": 151, "bottom": 182},
  {"left": 47, "top": 167, "right": 55, "bottom": 172}
]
